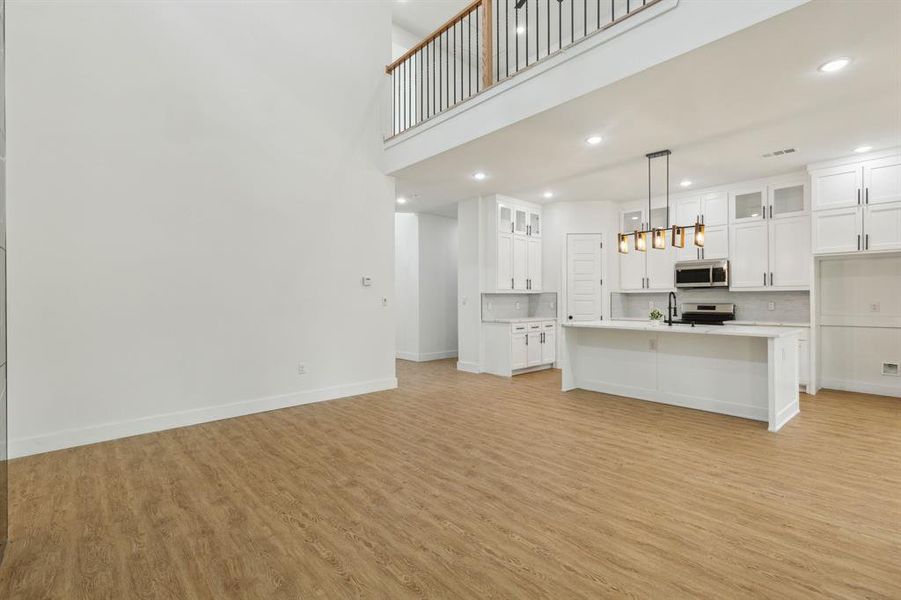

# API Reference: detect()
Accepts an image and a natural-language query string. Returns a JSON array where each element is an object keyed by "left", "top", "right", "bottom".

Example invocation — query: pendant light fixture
[{"left": 617, "top": 149, "right": 706, "bottom": 255}]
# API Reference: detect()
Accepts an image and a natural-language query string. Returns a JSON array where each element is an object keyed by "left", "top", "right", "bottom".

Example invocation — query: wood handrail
[{"left": 386, "top": 0, "right": 482, "bottom": 74}]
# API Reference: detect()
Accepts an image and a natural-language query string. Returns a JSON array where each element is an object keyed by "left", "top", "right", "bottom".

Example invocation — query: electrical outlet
[
  {"left": 870, "top": 302, "right": 881, "bottom": 313},
  {"left": 381, "top": 297, "right": 389, "bottom": 307},
  {"left": 461, "top": 296, "right": 467, "bottom": 306},
  {"left": 297, "top": 363, "right": 306, "bottom": 375},
  {"left": 649, "top": 339, "right": 657, "bottom": 351},
  {"left": 648, "top": 300, "right": 654, "bottom": 310},
  {"left": 515, "top": 301, "right": 521, "bottom": 309},
  {"left": 768, "top": 301, "right": 776, "bottom": 311}
]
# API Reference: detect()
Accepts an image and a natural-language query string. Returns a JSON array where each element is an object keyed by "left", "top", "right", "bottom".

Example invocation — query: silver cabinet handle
[
  {"left": 763, "top": 272, "right": 767, "bottom": 286},
  {"left": 865, "top": 234, "right": 869, "bottom": 250},
  {"left": 525, "top": 334, "right": 528, "bottom": 346},
  {"left": 865, "top": 188, "right": 869, "bottom": 204},
  {"left": 857, "top": 189, "right": 861, "bottom": 205},
  {"left": 770, "top": 272, "right": 773, "bottom": 286},
  {"left": 511, "top": 278, "right": 514, "bottom": 289},
  {"left": 857, "top": 235, "right": 861, "bottom": 251}
]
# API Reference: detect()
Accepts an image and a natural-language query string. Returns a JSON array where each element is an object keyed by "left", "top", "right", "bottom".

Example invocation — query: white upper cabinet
[
  {"left": 730, "top": 221, "right": 769, "bottom": 288},
  {"left": 701, "top": 192, "right": 728, "bottom": 226},
  {"left": 810, "top": 152, "right": 901, "bottom": 255},
  {"left": 769, "top": 182, "right": 807, "bottom": 219},
  {"left": 811, "top": 164, "right": 861, "bottom": 210},
  {"left": 702, "top": 226, "right": 729, "bottom": 260},
  {"left": 730, "top": 188, "right": 767, "bottom": 224},
  {"left": 529, "top": 211, "right": 542, "bottom": 237},
  {"left": 812, "top": 206, "right": 862, "bottom": 255},
  {"left": 648, "top": 206, "right": 669, "bottom": 231},
  {"left": 864, "top": 202, "right": 901, "bottom": 252},
  {"left": 489, "top": 198, "right": 543, "bottom": 292},
  {"left": 620, "top": 245, "right": 646, "bottom": 290},
  {"left": 769, "top": 215, "right": 810, "bottom": 288},
  {"left": 621, "top": 207, "right": 645, "bottom": 232},
  {"left": 646, "top": 247, "right": 675, "bottom": 291},
  {"left": 498, "top": 202, "right": 514, "bottom": 233},
  {"left": 513, "top": 207, "right": 529, "bottom": 236},
  {"left": 863, "top": 155, "right": 901, "bottom": 205},
  {"left": 675, "top": 195, "right": 700, "bottom": 226}
]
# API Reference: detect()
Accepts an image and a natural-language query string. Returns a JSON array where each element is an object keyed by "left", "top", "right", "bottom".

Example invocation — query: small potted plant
[{"left": 649, "top": 308, "right": 664, "bottom": 326}]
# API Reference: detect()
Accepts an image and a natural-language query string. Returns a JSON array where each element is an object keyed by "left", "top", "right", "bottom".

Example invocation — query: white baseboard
[
  {"left": 456, "top": 360, "right": 481, "bottom": 374},
  {"left": 9, "top": 377, "right": 398, "bottom": 459},
  {"left": 396, "top": 350, "right": 458, "bottom": 362},
  {"left": 820, "top": 378, "right": 901, "bottom": 398}
]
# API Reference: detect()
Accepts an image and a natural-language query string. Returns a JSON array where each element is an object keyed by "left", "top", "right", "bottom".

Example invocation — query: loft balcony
[{"left": 384, "top": 0, "right": 807, "bottom": 174}]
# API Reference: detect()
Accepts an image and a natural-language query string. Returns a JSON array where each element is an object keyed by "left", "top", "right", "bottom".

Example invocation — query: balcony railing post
[{"left": 481, "top": 0, "right": 493, "bottom": 90}]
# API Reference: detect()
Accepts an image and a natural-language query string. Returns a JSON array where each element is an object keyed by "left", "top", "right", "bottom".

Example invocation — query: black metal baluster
[
  {"left": 611, "top": 0, "right": 614, "bottom": 22},
  {"left": 468, "top": 13, "right": 472, "bottom": 97},
  {"left": 525, "top": 0, "right": 529, "bottom": 67},
  {"left": 534, "top": 0, "right": 539, "bottom": 64},
  {"left": 546, "top": 0, "right": 550, "bottom": 57},
  {"left": 453, "top": 21, "right": 457, "bottom": 105},
  {"left": 497, "top": 0, "right": 502, "bottom": 81},
  {"left": 558, "top": 0, "right": 562, "bottom": 50},
  {"left": 505, "top": 0, "right": 509, "bottom": 77},
  {"left": 515, "top": 2, "right": 519, "bottom": 72},
  {"left": 571, "top": 0, "right": 574, "bottom": 44},
  {"left": 445, "top": 30, "right": 449, "bottom": 110},
  {"left": 476, "top": 7, "right": 480, "bottom": 92},
  {"left": 584, "top": 0, "right": 587, "bottom": 38}
]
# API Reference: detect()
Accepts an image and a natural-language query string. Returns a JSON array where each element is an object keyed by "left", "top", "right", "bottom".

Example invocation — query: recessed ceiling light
[
  {"left": 473, "top": 171, "right": 487, "bottom": 181},
  {"left": 516, "top": 26, "right": 525, "bottom": 35},
  {"left": 818, "top": 57, "right": 851, "bottom": 73},
  {"left": 586, "top": 135, "right": 603, "bottom": 146},
  {"left": 853, "top": 145, "right": 872, "bottom": 153},
  {"left": 396, "top": 197, "right": 407, "bottom": 204},
  {"left": 680, "top": 180, "right": 692, "bottom": 187},
  {"left": 543, "top": 191, "right": 554, "bottom": 199}
]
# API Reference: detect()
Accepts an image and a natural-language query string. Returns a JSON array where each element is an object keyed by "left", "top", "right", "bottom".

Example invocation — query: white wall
[
  {"left": 395, "top": 213, "right": 420, "bottom": 359},
  {"left": 457, "top": 198, "right": 482, "bottom": 372},
  {"left": 394, "top": 212, "right": 458, "bottom": 361},
  {"left": 543, "top": 201, "right": 620, "bottom": 322},
  {"left": 417, "top": 214, "right": 458, "bottom": 360},
  {"left": 818, "top": 254, "right": 901, "bottom": 397},
  {"left": 7, "top": 1, "right": 397, "bottom": 457}
]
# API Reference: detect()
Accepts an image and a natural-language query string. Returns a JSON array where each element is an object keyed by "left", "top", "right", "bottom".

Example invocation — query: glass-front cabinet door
[
  {"left": 513, "top": 207, "right": 528, "bottom": 236},
  {"left": 621, "top": 208, "right": 645, "bottom": 233},
  {"left": 529, "top": 211, "right": 541, "bottom": 237},
  {"left": 497, "top": 203, "right": 514, "bottom": 233},
  {"left": 770, "top": 183, "right": 806, "bottom": 219},
  {"left": 731, "top": 188, "right": 767, "bottom": 223}
]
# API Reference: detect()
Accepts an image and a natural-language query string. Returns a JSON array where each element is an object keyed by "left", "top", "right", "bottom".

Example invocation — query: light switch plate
[
  {"left": 361, "top": 276, "right": 373, "bottom": 286},
  {"left": 768, "top": 302, "right": 775, "bottom": 311}
]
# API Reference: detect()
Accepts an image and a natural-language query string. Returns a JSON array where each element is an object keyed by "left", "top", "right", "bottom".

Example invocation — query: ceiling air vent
[{"left": 762, "top": 148, "right": 797, "bottom": 158}]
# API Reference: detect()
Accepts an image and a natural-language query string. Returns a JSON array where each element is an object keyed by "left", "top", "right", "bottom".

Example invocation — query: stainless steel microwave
[{"left": 674, "top": 259, "right": 729, "bottom": 288}]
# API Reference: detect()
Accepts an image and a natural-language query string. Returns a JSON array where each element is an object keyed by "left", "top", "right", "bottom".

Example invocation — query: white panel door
[
  {"left": 730, "top": 221, "right": 768, "bottom": 288},
  {"left": 811, "top": 164, "right": 862, "bottom": 210},
  {"left": 511, "top": 333, "right": 528, "bottom": 370},
  {"left": 527, "top": 237, "right": 542, "bottom": 291},
  {"left": 512, "top": 235, "right": 528, "bottom": 290},
  {"left": 864, "top": 201, "right": 901, "bottom": 252},
  {"left": 646, "top": 246, "right": 674, "bottom": 291},
  {"left": 812, "top": 206, "right": 862, "bottom": 254},
  {"left": 863, "top": 155, "right": 901, "bottom": 205},
  {"left": 566, "top": 234, "right": 602, "bottom": 321},
  {"left": 526, "top": 332, "right": 542, "bottom": 367},
  {"left": 496, "top": 232, "right": 514, "bottom": 290},
  {"left": 542, "top": 329, "right": 556, "bottom": 364},
  {"left": 769, "top": 215, "right": 810, "bottom": 288},
  {"left": 701, "top": 225, "right": 728, "bottom": 260},
  {"left": 701, "top": 192, "right": 728, "bottom": 226}
]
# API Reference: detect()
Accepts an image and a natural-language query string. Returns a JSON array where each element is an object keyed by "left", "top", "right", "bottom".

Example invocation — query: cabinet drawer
[
  {"left": 528, "top": 323, "right": 542, "bottom": 331},
  {"left": 511, "top": 323, "right": 528, "bottom": 334},
  {"left": 542, "top": 321, "right": 556, "bottom": 329}
]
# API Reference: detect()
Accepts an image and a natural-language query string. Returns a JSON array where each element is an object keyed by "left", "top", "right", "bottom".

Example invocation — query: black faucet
[{"left": 667, "top": 291, "right": 678, "bottom": 326}]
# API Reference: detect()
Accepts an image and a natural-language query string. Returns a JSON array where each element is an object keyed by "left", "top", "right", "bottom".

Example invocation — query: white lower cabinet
[{"left": 482, "top": 320, "right": 557, "bottom": 376}]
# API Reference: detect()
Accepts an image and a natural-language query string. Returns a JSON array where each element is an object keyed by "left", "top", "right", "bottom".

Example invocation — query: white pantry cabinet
[
  {"left": 730, "top": 214, "right": 810, "bottom": 290},
  {"left": 490, "top": 198, "right": 543, "bottom": 292},
  {"left": 810, "top": 152, "right": 901, "bottom": 255},
  {"left": 483, "top": 320, "right": 557, "bottom": 376}
]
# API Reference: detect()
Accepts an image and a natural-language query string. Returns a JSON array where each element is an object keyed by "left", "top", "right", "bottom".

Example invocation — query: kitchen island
[{"left": 560, "top": 320, "right": 801, "bottom": 431}]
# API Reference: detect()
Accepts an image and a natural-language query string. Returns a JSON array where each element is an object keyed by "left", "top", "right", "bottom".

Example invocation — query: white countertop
[
  {"left": 483, "top": 317, "right": 555, "bottom": 324},
  {"left": 615, "top": 317, "right": 810, "bottom": 328},
  {"left": 562, "top": 319, "right": 801, "bottom": 339}
]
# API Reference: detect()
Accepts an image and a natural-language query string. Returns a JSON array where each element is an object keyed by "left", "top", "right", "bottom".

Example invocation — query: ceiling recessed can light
[
  {"left": 473, "top": 171, "right": 487, "bottom": 181},
  {"left": 586, "top": 135, "right": 603, "bottom": 146},
  {"left": 516, "top": 26, "right": 525, "bottom": 35},
  {"left": 543, "top": 191, "right": 554, "bottom": 199},
  {"left": 396, "top": 197, "right": 407, "bottom": 204},
  {"left": 819, "top": 57, "right": 851, "bottom": 73},
  {"left": 853, "top": 145, "right": 872, "bottom": 154},
  {"left": 680, "top": 180, "right": 692, "bottom": 187}
]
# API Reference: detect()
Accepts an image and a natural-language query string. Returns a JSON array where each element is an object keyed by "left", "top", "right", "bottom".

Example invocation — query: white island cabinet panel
[{"left": 560, "top": 321, "right": 800, "bottom": 432}]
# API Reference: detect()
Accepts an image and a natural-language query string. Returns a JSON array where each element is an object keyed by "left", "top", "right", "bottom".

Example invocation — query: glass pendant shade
[
  {"left": 618, "top": 233, "right": 629, "bottom": 254},
  {"left": 694, "top": 222, "right": 706, "bottom": 247},
  {"left": 652, "top": 228, "right": 666, "bottom": 250},
  {"left": 634, "top": 230, "right": 647, "bottom": 252},
  {"left": 671, "top": 225, "right": 685, "bottom": 248}
]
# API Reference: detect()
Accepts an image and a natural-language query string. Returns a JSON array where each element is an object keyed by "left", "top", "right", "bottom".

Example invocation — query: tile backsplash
[
  {"left": 482, "top": 293, "right": 557, "bottom": 321},
  {"left": 612, "top": 290, "right": 810, "bottom": 323}
]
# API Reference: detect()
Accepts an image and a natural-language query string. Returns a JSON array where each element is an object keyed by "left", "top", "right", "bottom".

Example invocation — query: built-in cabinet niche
[
  {"left": 492, "top": 198, "right": 542, "bottom": 292},
  {"left": 810, "top": 153, "right": 901, "bottom": 255}
]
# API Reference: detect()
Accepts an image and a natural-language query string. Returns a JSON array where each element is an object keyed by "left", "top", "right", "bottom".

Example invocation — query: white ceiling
[
  {"left": 393, "top": 0, "right": 901, "bottom": 217},
  {"left": 392, "top": 0, "right": 473, "bottom": 38}
]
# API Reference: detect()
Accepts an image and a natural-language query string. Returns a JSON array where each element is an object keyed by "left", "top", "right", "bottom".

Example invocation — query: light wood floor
[{"left": 1, "top": 360, "right": 899, "bottom": 599}]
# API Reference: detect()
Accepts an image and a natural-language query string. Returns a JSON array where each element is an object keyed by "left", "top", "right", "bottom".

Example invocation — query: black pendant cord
[
  {"left": 647, "top": 155, "right": 651, "bottom": 231},
  {"left": 666, "top": 151, "right": 670, "bottom": 229}
]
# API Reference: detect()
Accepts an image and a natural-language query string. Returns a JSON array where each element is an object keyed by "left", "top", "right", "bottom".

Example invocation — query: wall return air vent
[{"left": 762, "top": 148, "right": 797, "bottom": 158}]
